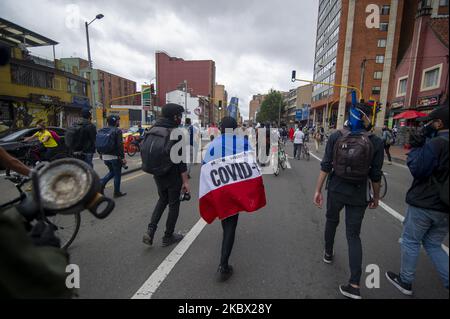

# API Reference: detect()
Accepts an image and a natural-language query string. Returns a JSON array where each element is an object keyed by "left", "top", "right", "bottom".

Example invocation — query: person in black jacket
[
  {"left": 313, "top": 102, "right": 384, "bottom": 299},
  {"left": 100, "top": 115, "right": 127, "bottom": 198},
  {"left": 386, "top": 104, "right": 449, "bottom": 295},
  {"left": 77, "top": 109, "right": 97, "bottom": 167},
  {"left": 142, "top": 104, "right": 190, "bottom": 247}
]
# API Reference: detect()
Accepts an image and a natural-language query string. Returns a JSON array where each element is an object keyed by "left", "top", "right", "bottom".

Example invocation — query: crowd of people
[{"left": 0, "top": 98, "right": 448, "bottom": 299}]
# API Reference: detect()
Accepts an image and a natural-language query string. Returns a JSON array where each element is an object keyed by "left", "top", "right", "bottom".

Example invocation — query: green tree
[{"left": 256, "top": 90, "right": 286, "bottom": 124}]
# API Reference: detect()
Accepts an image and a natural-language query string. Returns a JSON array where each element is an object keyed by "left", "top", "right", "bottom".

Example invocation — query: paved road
[{"left": 0, "top": 143, "right": 448, "bottom": 299}]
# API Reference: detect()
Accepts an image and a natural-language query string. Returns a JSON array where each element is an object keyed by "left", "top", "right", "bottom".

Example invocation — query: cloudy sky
[{"left": 1, "top": 0, "right": 318, "bottom": 119}]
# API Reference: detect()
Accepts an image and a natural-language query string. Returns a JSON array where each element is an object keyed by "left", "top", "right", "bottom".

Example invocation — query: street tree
[{"left": 256, "top": 90, "right": 286, "bottom": 124}]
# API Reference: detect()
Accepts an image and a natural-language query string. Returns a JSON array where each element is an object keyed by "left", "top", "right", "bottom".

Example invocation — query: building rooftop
[
  {"left": 429, "top": 17, "right": 449, "bottom": 48},
  {"left": 0, "top": 17, "right": 58, "bottom": 47}
]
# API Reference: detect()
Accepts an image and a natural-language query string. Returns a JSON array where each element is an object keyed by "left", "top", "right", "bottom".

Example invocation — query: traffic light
[
  {"left": 218, "top": 100, "right": 222, "bottom": 110},
  {"left": 102, "top": 108, "right": 106, "bottom": 118},
  {"left": 150, "top": 84, "right": 155, "bottom": 95},
  {"left": 291, "top": 70, "right": 296, "bottom": 82}
]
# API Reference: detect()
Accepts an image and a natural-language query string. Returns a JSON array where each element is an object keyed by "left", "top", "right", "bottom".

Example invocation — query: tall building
[
  {"left": 249, "top": 94, "right": 266, "bottom": 123},
  {"left": 155, "top": 51, "right": 216, "bottom": 112},
  {"left": 311, "top": 0, "right": 417, "bottom": 130},
  {"left": 59, "top": 58, "right": 137, "bottom": 128},
  {"left": 389, "top": 0, "right": 449, "bottom": 127},
  {"left": 284, "top": 84, "right": 313, "bottom": 124}
]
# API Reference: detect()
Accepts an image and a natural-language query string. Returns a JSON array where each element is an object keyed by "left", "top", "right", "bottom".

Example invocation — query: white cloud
[{"left": 0, "top": 0, "right": 318, "bottom": 119}]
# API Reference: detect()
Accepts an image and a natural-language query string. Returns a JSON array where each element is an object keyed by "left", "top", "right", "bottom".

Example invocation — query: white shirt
[{"left": 293, "top": 130, "right": 305, "bottom": 144}]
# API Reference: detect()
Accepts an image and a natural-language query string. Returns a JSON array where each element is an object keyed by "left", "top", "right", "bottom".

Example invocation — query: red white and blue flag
[{"left": 199, "top": 134, "right": 266, "bottom": 224}]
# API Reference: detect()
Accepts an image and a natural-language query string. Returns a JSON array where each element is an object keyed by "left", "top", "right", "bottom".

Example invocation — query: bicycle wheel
[
  {"left": 46, "top": 212, "right": 81, "bottom": 250},
  {"left": 127, "top": 144, "right": 138, "bottom": 157},
  {"left": 280, "top": 153, "right": 287, "bottom": 169}
]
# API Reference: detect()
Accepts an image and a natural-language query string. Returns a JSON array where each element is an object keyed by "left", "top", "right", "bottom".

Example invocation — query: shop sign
[
  {"left": 30, "top": 94, "right": 60, "bottom": 105},
  {"left": 391, "top": 99, "right": 404, "bottom": 109},
  {"left": 417, "top": 95, "right": 439, "bottom": 107},
  {"left": 72, "top": 96, "right": 90, "bottom": 108}
]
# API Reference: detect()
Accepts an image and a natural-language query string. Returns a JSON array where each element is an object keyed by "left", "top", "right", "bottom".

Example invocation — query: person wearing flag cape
[{"left": 199, "top": 117, "right": 266, "bottom": 281}]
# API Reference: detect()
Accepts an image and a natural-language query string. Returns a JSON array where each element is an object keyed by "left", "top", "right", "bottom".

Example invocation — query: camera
[{"left": 179, "top": 192, "right": 191, "bottom": 202}]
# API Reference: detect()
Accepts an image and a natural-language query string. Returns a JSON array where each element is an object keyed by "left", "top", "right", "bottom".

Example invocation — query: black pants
[
  {"left": 384, "top": 144, "right": 392, "bottom": 162},
  {"left": 220, "top": 214, "right": 239, "bottom": 267},
  {"left": 325, "top": 192, "right": 367, "bottom": 286},
  {"left": 294, "top": 143, "right": 303, "bottom": 159},
  {"left": 148, "top": 175, "right": 182, "bottom": 238}
]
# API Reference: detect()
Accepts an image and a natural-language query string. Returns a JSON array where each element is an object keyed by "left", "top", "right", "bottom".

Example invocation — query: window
[
  {"left": 421, "top": 64, "right": 442, "bottom": 91},
  {"left": 380, "top": 23, "right": 389, "bottom": 31},
  {"left": 397, "top": 77, "right": 408, "bottom": 97},
  {"left": 376, "top": 55, "right": 385, "bottom": 64},
  {"left": 372, "top": 86, "right": 381, "bottom": 95},
  {"left": 11, "top": 64, "right": 54, "bottom": 89},
  {"left": 439, "top": 0, "right": 448, "bottom": 6},
  {"left": 374, "top": 71, "right": 383, "bottom": 79},
  {"left": 381, "top": 5, "right": 390, "bottom": 15},
  {"left": 378, "top": 39, "right": 387, "bottom": 48}
]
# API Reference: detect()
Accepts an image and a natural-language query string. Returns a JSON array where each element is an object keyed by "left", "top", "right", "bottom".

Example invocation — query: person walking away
[
  {"left": 24, "top": 120, "right": 58, "bottom": 161},
  {"left": 141, "top": 104, "right": 190, "bottom": 247},
  {"left": 386, "top": 104, "right": 449, "bottom": 295},
  {"left": 313, "top": 102, "right": 384, "bottom": 299},
  {"left": 65, "top": 109, "right": 97, "bottom": 167},
  {"left": 185, "top": 118, "right": 194, "bottom": 178},
  {"left": 97, "top": 115, "right": 127, "bottom": 198},
  {"left": 314, "top": 128, "right": 322, "bottom": 153},
  {"left": 293, "top": 126, "right": 305, "bottom": 160},
  {"left": 382, "top": 125, "right": 394, "bottom": 165},
  {"left": 200, "top": 117, "right": 266, "bottom": 281},
  {"left": 289, "top": 126, "right": 295, "bottom": 143}
]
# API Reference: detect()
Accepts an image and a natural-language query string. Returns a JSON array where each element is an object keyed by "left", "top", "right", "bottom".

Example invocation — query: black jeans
[
  {"left": 220, "top": 214, "right": 239, "bottom": 267},
  {"left": 325, "top": 192, "right": 367, "bottom": 286},
  {"left": 148, "top": 175, "right": 182, "bottom": 238},
  {"left": 384, "top": 144, "right": 392, "bottom": 162},
  {"left": 294, "top": 143, "right": 303, "bottom": 159}
]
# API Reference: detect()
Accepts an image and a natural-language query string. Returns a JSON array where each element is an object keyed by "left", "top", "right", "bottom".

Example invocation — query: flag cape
[{"left": 199, "top": 134, "right": 266, "bottom": 224}]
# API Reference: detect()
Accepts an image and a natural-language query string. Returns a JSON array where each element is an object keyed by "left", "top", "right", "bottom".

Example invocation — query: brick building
[
  {"left": 389, "top": 0, "right": 449, "bottom": 127},
  {"left": 155, "top": 51, "right": 216, "bottom": 123},
  {"left": 311, "top": 0, "right": 417, "bottom": 130},
  {"left": 248, "top": 94, "right": 266, "bottom": 123}
]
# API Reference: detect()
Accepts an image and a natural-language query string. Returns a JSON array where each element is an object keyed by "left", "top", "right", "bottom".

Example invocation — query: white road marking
[
  {"left": 309, "top": 152, "right": 449, "bottom": 255},
  {"left": 132, "top": 219, "right": 207, "bottom": 299}
]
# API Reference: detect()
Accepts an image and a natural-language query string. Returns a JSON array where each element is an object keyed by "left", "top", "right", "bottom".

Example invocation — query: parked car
[{"left": 0, "top": 126, "right": 67, "bottom": 160}]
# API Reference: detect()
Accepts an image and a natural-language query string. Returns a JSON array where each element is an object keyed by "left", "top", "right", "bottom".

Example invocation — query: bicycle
[
  {"left": 273, "top": 140, "right": 288, "bottom": 176},
  {"left": 301, "top": 143, "right": 310, "bottom": 161},
  {"left": 1, "top": 159, "right": 115, "bottom": 250}
]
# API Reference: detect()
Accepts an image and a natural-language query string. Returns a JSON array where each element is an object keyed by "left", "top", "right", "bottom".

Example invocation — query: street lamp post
[{"left": 85, "top": 13, "right": 104, "bottom": 126}]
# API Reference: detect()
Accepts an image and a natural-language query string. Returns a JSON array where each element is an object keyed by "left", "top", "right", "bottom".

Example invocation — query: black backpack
[
  {"left": 65, "top": 123, "right": 86, "bottom": 152},
  {"left": 141, "top": 127, "right": 174, "bottom": 176},
  {"left": 333, "top": 129, "right": 373, "bottom": 182},
  {"left": 433, "top": 136, "right": 449, "bottom": 206},
  {"left": 95, "top": 127, "right": 118, "bottom": 155}
]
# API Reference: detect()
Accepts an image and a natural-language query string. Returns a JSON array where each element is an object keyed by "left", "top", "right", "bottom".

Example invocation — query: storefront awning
[{"left": 0, "top": 17, "right": 58, "bottom": 47}]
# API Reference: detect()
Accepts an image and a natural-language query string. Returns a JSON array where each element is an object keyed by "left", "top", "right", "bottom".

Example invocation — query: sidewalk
[{"left": 388, "top": 145, "right": 408, "bottom": 165}]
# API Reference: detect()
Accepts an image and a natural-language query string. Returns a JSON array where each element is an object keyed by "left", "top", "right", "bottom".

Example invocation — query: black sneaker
[
  {"left": 162, "top": 233, "right": 184, "bottom": 247},
  {"left": 113, "top": 192, "right": 127, "bottom": 198},
  {"left": 217, "top": 265, "right": 233, "bottom": 282},
  {"left": 323, "top": 250, "right": 334, "bottom": 264},
  {"left": 142, "top": 228, "right": 156, "bottom": 246},
  {"left": 386, "top": 271, "right": 413, "bottom": 296},
  {"left": 339, "top": 284, "right": 362, "bottom": 299}
]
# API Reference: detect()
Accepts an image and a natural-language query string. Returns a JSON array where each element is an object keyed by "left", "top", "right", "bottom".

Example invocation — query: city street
[{"left": 1, "top": 143, "right": 445, "bottom": 299}]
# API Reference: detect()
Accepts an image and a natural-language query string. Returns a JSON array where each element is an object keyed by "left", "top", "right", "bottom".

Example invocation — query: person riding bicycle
[{"left": 24, "top": 120, "right": 59, "bottom": 162}]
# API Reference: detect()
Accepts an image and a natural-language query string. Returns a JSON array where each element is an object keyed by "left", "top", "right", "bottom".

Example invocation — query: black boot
[{"left": 143, "top": 226, "right": 157, "bottom": 246}]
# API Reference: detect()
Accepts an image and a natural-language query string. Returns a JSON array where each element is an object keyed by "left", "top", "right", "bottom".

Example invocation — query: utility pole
[
  {"left": 184, "top": 80, "right": 188, "bottom": 114},
  {"left": 278, "top": 96, "right": 282, "bottom": 127},
  {"left": 360, "top": 58, "right": 367, "bottom": 99}
]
